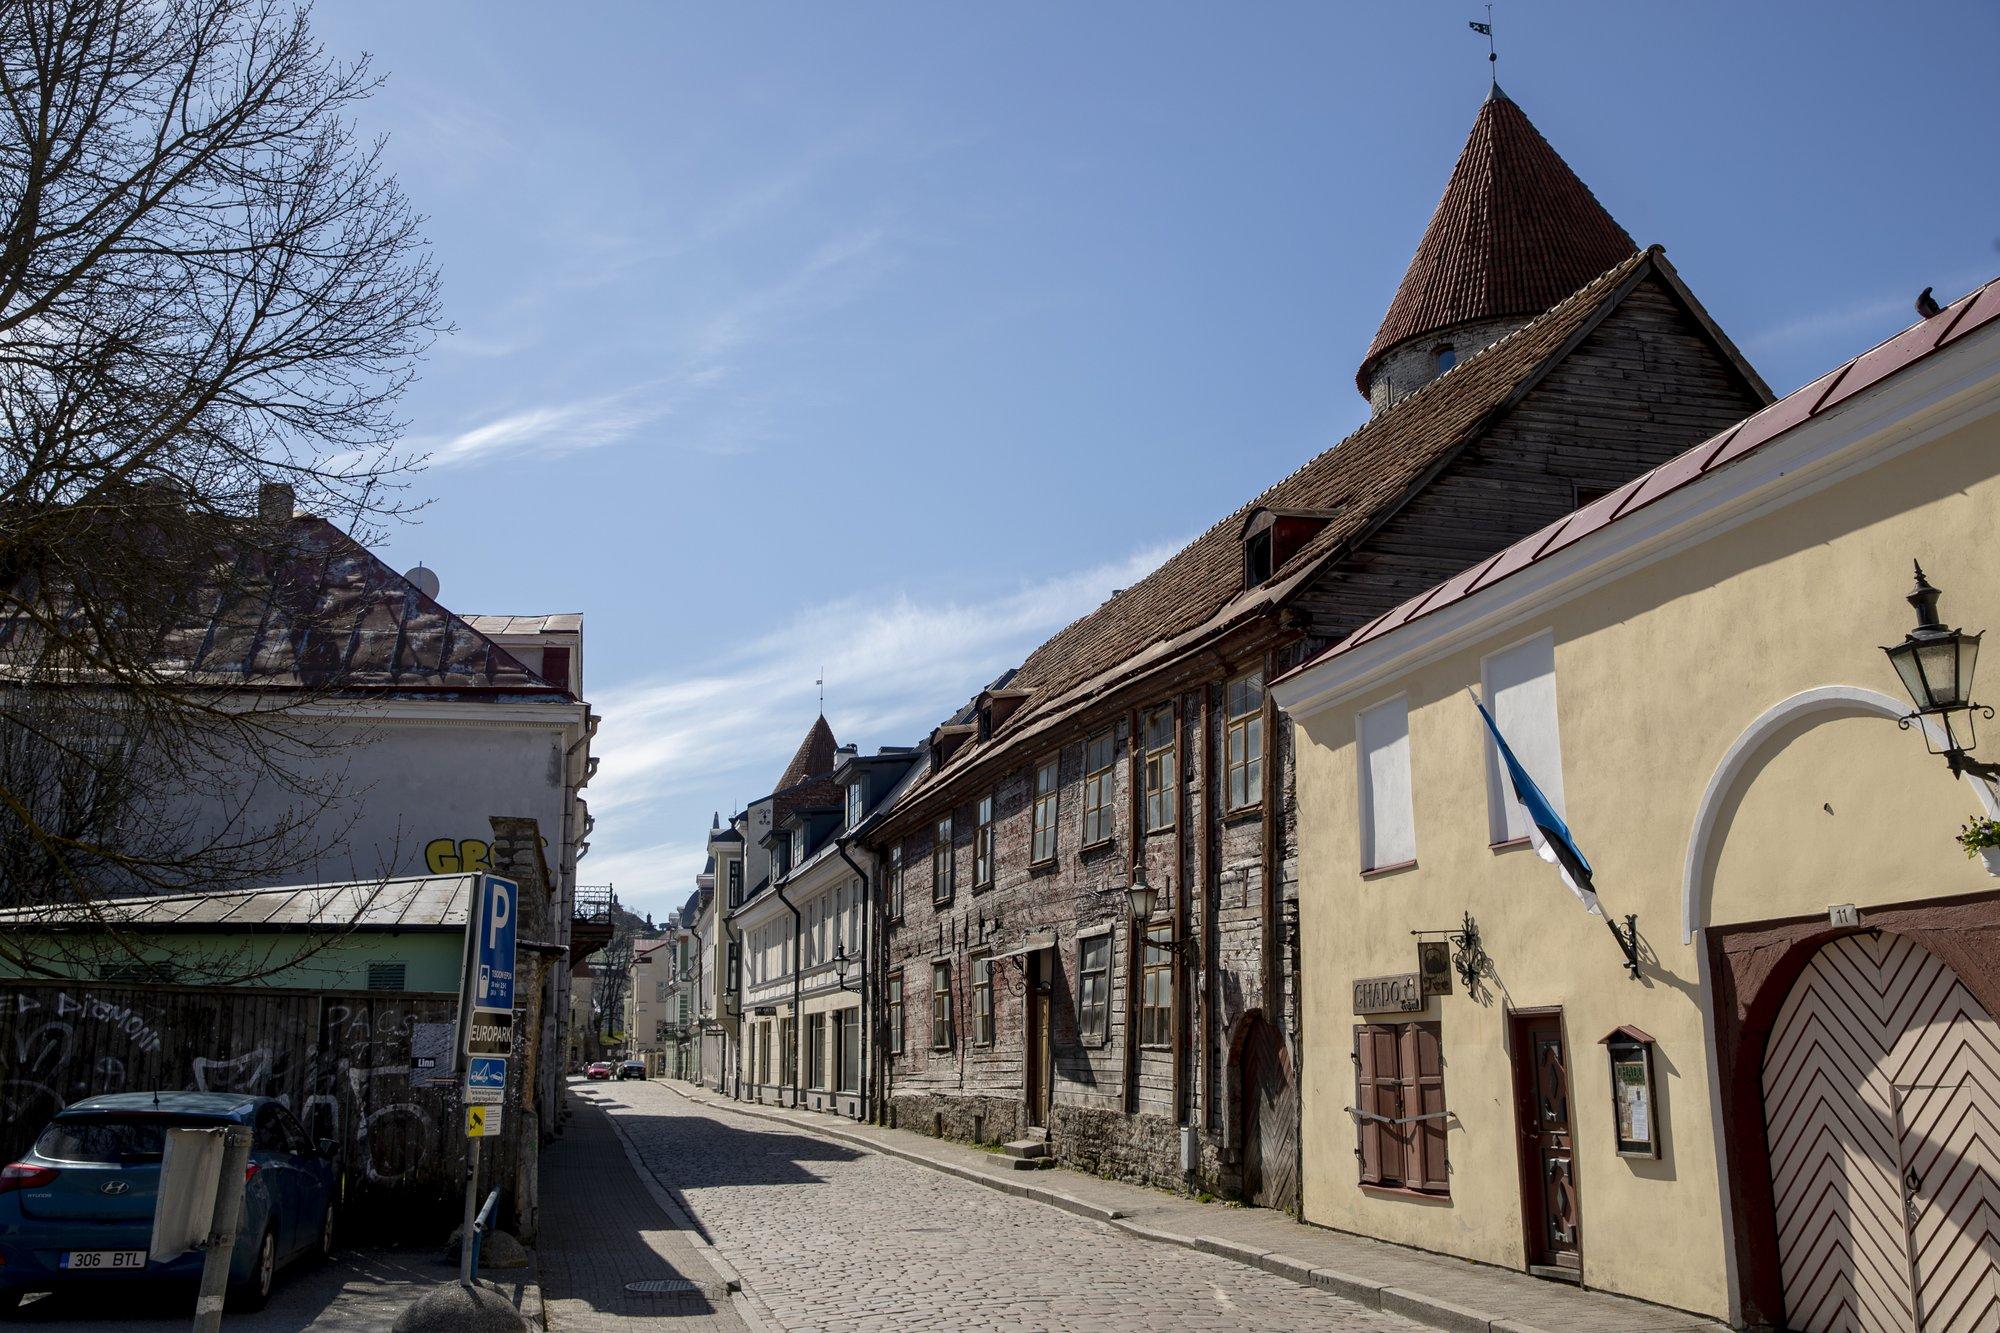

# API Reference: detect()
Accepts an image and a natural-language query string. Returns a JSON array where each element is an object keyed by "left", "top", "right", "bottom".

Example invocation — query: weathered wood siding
[{"left": 1289, "top": 277, "right": 1769, "bottom": 643}]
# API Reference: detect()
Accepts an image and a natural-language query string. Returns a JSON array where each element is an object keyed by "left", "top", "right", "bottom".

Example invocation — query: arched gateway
[{"left": 1760, "top": 932, "right": 2000, "bottom": 1332}]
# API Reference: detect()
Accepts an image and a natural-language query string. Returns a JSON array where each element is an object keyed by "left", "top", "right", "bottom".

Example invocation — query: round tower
[{"left": 1359, "top": 87, "right": 1638, "bottom": 414}]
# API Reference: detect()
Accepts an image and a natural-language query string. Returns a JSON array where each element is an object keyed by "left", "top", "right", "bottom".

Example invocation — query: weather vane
[
  {"left": 817, "top": 667, "right": 825, "bottom": 715},
  {"left": 1469, "top": 5, "right": 1496, "bottom": 87}
]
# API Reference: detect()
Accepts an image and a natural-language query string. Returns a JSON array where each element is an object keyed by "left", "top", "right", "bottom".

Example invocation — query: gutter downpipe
[
  {"left": 723, "top": 912, "right": 746, "bottom": 1100},
  {"left": 837, "top": 840, "right": 872, "bottom": 1123},
  {"left": 772, "top": 875, "right": 805, "bottom": 1108}
]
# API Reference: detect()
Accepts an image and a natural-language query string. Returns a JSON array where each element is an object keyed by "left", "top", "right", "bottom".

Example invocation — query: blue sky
[{"left": 310, "top": 2, "right": 2000, "bottom": 921}]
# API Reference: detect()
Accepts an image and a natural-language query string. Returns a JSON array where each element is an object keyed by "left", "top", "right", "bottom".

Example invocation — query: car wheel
[{"left": 230, "top": 1228, "right": 277, "bottom": 1311}]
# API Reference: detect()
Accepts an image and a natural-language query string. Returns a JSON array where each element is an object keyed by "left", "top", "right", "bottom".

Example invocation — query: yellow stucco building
[{"left": 1273, "top": 278, "right": 2000, "bottom": 1328}]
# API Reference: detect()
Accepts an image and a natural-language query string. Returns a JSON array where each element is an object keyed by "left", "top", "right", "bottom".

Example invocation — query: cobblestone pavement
[
  {"left": 588, "top": 1079, "right": 1421, "bottom": 1333},
  {"left": 540, "top": 1086, "right": 747, "bottom": 1331}
]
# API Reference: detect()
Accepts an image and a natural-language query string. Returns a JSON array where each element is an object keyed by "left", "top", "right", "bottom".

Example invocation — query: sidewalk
[
  {"left": 538, "top": 1084, "right": 758, "bottom": 1331},
  {"left": 662, "top": 1080, "right": 1723, "bottom": 1333}
]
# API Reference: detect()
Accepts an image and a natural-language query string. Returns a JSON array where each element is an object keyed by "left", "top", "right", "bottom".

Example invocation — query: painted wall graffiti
[
  {"left": 0, "top": 983, "right": 487, "bottom": 1237},
  {"left": 425, "top": 837, "right": 491, "bottom": 874}
]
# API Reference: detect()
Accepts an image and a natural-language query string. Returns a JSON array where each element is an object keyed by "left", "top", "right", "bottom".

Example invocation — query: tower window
[{"left": 1432, "top": 344, "right": 1457, "bottom": 375}]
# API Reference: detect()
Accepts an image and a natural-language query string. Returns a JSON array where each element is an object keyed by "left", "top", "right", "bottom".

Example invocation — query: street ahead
[{"left": 571, "top": 1079, "right": 1418, "bottom": 1333}]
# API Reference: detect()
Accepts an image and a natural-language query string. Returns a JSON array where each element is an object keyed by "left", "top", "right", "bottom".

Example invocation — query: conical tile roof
[
  {"left": 1358, "top": 87, "right": 1636, "bottom": 398},
  {"left": 775, "top": 714, "right": 839, "bottom": 792}
]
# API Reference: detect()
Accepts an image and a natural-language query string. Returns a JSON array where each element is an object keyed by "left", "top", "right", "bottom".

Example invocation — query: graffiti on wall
[{"left": 425, "top": 837, "right": 491, "bottom": 874}]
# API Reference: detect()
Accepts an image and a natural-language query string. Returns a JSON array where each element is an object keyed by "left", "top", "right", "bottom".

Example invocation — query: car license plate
[{"left": 60, "top": 1250, "right": 146, "bottom": 1270}]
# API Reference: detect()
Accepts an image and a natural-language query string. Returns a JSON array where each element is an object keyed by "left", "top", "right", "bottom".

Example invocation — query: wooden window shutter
[
  {"left": 1401, "top": 1023, "right": 1449, "bottom": 1192},
  {"left": 1354, "top": 1025, "right": 1397, "bottom": 1185}
]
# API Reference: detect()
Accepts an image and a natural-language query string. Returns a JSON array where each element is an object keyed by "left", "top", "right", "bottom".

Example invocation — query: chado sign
[{"left": 1353, "top": 972, "right": 1423, "bottom": 1015}]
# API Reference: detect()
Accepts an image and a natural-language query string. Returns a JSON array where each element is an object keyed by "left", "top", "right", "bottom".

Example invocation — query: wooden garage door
[{"left": 1762, "top": 932, "right": 2000, "bottom": 1333}]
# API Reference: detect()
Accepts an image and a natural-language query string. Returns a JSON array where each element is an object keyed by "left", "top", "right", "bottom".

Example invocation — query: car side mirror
[{"left": 316, "top": 1138, "right": 337, "bottom": 1159}]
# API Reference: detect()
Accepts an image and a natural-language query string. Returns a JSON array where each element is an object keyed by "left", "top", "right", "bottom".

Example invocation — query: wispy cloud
[
  {"left": 419, "top": 223, "right": 895, "bottom": 469},
  {"left": 1744, "top": 268, "right": 1992, "bottom": 367},
  {"left": 584, "top": 540, "right": 1179, "bottom": 914}
]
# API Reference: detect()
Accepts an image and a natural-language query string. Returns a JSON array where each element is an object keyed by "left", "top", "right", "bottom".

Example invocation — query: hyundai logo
[{"left": 100, "top": 1180, "right": 130, "bottom": 1196}]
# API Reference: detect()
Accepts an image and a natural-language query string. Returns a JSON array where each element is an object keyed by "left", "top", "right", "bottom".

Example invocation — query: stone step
[{"left": 999, "top": 1139, "right": 1048, "bottom": 1161}]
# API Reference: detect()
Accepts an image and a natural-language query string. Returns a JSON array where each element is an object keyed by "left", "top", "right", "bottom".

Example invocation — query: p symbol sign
[{"left": 471, "top": 874, "right": 519, "bottom": 1015}]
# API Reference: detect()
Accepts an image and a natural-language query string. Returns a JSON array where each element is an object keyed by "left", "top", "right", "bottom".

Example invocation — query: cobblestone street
[{"left": 577, "top": 1080, "right": 1420, "bottom": 1333}]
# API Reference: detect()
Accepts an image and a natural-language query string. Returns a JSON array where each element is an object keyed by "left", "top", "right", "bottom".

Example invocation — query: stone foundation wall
[
  {"left": 889, "top": 1092, "right": 1022, "bottom": 1146},
  {"left": 1051, "top": 1104, "right": 1188, "bottom": 1192}
]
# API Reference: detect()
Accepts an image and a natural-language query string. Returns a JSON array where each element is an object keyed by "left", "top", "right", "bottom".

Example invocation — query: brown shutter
[
  {"left": 1409, "top": 1023, "right": 1449, "bottom": 1192},
  {"left": 1354, "top": 1024, "right": 1398, "bottom": 1185}
]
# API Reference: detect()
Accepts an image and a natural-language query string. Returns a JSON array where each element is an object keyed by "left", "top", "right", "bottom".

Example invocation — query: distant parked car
[
  {"left": 0, "top": 1093, "right": 338, "bottom": 1315},
  {"left": 618, "top": 1059, "right": 645, "bottom": 1080},
  {"left": 585, "top": 1062, "right": 613, "bottom": 1080}
]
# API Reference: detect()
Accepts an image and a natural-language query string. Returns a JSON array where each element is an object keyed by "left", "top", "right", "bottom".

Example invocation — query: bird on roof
[{"left": 1916, "top": 287, "right": 1943, "bottom": 319}]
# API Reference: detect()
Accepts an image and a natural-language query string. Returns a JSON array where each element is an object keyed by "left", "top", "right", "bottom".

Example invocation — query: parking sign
[{"left": 472, "top": 874, "right": 518, "bottom": 1015}]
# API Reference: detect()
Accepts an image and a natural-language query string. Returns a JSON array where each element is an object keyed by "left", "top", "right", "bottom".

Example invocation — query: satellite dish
[{"left": 405, "top": 564, "right": 440, "bottom": 599}]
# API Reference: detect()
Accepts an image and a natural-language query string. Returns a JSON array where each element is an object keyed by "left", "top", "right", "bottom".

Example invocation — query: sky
[{"left": 308, "top": 2, "right": 2000, "bottom": 922}]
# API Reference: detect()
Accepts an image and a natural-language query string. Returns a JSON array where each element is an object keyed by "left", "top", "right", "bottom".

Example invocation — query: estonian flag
[{"left": 1472, "top": 691, "right": 1601, "bottom": 916}]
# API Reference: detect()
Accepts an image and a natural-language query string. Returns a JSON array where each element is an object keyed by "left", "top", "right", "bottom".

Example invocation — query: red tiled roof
[
  {"left": 776, "top": 715, "right": 839, "bottom": 792},
  {"left": 1313, "top": 272, "right": 2000, "bottom": 667},
  {"left": 0, "top": 513, "right": 561, "bottom": 697},
  {"left": 883, "top": 249, "right": 1661, "bottom": 817},
  {"left": 1358, "top": 88, "right": 1636, "bottom": 397}
]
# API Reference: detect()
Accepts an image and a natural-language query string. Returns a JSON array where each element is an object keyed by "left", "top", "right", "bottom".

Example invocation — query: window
[
  {"left": 1077, "top": 933, "right": 1111, "bottom": 1046},
  {"left": 1353, "top": 1022, "right": 1448, "bottom": 1194},
  {"left": 1139, "top": 926, "right": 1172, "bottom": 1047},
  {"left": 792, "top": 827, "right": 807, "bottom": 867},
  {"left": 887, "top": 972, "right": 905, "bottom": 1055},
  {"left": 806, "top": 1012, "right": 827, "bottom": 1089},
  {"left": 778, "top": 1017, "right": 794, "bottom": 1086},
  {"left": 1143, "top": 708, "right": 1176, "bottom": 831},
  {"left": 1225, "top": 672, "right": 1265, "bottom": 811},
  {"left": 540, "top": 645, "right": 572, "bottom": 690},
  {"left": 972, "top": 955, "right": 994, "bottom": 1046},
  {"left": 838, "top": 1007, "right": 860, "bottom": 1092},
  {"left": 1358, "top": 696, "right": 1416, "bottom": 871},
  {"left": 889, "top": 845, "right": 905, "bottom": 919},
  {"left": 931, "top": 961, "right": 954, "bottom": 1049},
  {"left": 932, "top": 817, "right": 955, "bottom": 902},
  {"left": 846, "top": 781, "right": 865, "bottom": 828},
  {"left": 1244, "top": 528, "right": 1273, "bottom": 587},
  {"left": 1431, "top": 344, "right": 1456, "bottom": 375},
  {"left": 727, "top": 860, "right": 742, "bottom": 906},
  {"left": 974, "top": 794, "right": 995, "bottom": 887},
  {"left": 1480, "top": 633, "right": 1564, "bottom": 846},
  {"left": 757, "top": 1022, "right": 772, "bottom": 1084},
  {"left": 1082, "top": 731, "right": 1117, "bottom": 846},
  {"left": 1031, "top": 758, "right": 1059, "bottom": 863}
]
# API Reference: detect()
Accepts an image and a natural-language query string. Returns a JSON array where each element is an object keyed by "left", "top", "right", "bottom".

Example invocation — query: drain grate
[{"left": 625, "top": 1278, "right": 710, "bottom": 1297}]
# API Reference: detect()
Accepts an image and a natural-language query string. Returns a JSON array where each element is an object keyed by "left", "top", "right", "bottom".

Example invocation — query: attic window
[
  {"left": 1432, "top": 344, "right": 1457, "bottom": 375},
  {"left": 1244, "top": 529, "right": 1273, "bottom": 588}
]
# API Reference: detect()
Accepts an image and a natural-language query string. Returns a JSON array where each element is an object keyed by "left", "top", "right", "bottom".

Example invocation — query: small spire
[{"left": 1470, "top": 5, "right": 1497, "bottom": 89}]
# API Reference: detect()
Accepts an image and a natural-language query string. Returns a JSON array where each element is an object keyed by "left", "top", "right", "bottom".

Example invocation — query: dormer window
[
  {"left": 1432, "top": 344, "right": 1456, "bottom": 375},
  {"left": 1240, "top": 507, "right": 1340, "bottom": 589},
  {"left": 1244, "top": 528, "right": 1273, "bottom": 587},
  {"left": 845, "top": 781, "right": 865, "bottom": 828},
  {"left": 791, "top": 827, "right": 807, "bottom": 867}
]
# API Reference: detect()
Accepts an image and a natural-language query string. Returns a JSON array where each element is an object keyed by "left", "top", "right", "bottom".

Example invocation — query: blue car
[{"left": 0, "top": 1093, "right": 338, "bottom": 1315}]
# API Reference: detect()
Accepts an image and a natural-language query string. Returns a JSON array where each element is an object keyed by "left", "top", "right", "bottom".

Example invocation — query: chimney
[{"left": 258, "top": 481, "right": 295, "bottom": 524}]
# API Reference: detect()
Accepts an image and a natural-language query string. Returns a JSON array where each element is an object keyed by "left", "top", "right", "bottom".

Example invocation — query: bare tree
[{"left": 0, "top": 0, "right": 445, "bottom": 970}]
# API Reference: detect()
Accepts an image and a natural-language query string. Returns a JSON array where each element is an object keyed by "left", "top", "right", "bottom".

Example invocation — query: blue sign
[
  {"left": 471, "top": 874, "right": 519, "bottom": 1015},
  {"left": 466, "top": 1056, "right": 508, "bottom": 1097}
]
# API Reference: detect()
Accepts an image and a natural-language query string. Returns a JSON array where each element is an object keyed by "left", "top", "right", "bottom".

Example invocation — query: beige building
[
  {"left": 626, "top": 938, "right": 675, "bottom": 1059},
  {"left": 1273, "top": 278, "right": 2000, "bottom": 1327}
]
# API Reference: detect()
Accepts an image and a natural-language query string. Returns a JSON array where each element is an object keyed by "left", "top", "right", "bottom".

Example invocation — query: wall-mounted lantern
[
  {"left": 1599, "top": 1025, "right": 1660, "bottom": 1159},
  {"left": 832, "top": 944, "right": 860, "bottom": 994},
  {"left": 1883, "top": 563, "right": 2000, "bottom": 782}
]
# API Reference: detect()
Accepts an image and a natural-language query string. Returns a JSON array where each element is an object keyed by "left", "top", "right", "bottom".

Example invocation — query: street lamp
[
  {"left": 1883, "top": 562, "right": 1999, "bottom": 781},
  {"left": 831, "top": 944, "right": 860, "bottom": 994},
  {"left": 1121, "top": 870, "right": 1195, "bottom": 961}
]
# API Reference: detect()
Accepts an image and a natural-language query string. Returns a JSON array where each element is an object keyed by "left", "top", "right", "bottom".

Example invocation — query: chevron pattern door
[{"left": 1762, "top": 932, "right": 2000, "bottom": 1333}]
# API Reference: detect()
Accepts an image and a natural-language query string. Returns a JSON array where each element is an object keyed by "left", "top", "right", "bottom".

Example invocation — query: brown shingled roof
[
  {"left": 0, "top": 512, "right": 561, "bottom": 697},
  {"left": 775, "top": 715, "right": 839, "bottom": 791},
  {"left": 1358, "top": 88, "right": 1636, "bottom": 398},
  {"left": 886, "top": 249, "right": 1656, "bottom": 817}
]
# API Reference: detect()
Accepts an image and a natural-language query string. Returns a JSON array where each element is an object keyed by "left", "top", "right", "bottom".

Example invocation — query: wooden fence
[{"left": 0, "top": 981, "right": 513, "bottom": 1240}]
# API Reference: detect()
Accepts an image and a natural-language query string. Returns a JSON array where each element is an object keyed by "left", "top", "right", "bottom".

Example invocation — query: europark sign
[{"left": 459, "top": 874, "right": 519, "bottom": 1121}]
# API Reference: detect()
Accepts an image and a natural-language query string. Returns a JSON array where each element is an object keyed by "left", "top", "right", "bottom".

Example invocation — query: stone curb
[
  {"left": 591, "top": 1090, "right": 780, "bottom": 1333},
  {"left": 653, "top": 1080, "right": 1639, "bottom": 1333}
]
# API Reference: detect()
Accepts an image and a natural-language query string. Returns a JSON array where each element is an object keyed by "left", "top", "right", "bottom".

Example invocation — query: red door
[{"left": 1512, "top": 1012, "right": 1582, "bottom": 1276}]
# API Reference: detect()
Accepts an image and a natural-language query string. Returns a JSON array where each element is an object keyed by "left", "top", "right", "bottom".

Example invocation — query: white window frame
[
  {"left": 1357, "top": 693, "right": 1416, "bottom": 872},
  {"left": 1479, "top": 631, "right": 1566, "bottom": 847}
]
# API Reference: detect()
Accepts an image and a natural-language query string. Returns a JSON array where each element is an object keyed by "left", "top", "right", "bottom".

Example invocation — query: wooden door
[
  {"left": 1763, "top": 932, "right": 2000, "bottom": 1333},
  {"left": 1026, "top": 953, "right": 1052, "bottom": 1129},
  {"left": 1512, "top": 1012, "right": 1581, "bottom": 1275},
  {"left": 1239, "top": 1013, "right": 1298, "bottom": 1212}
]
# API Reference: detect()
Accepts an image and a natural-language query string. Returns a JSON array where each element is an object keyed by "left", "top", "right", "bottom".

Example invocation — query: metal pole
[
  {"left": 457, "top": 1137, "right": 481, "bottom": 1288},
  {"left": 193, "top": 1125, "right": 252, "bottom": 1333}
]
